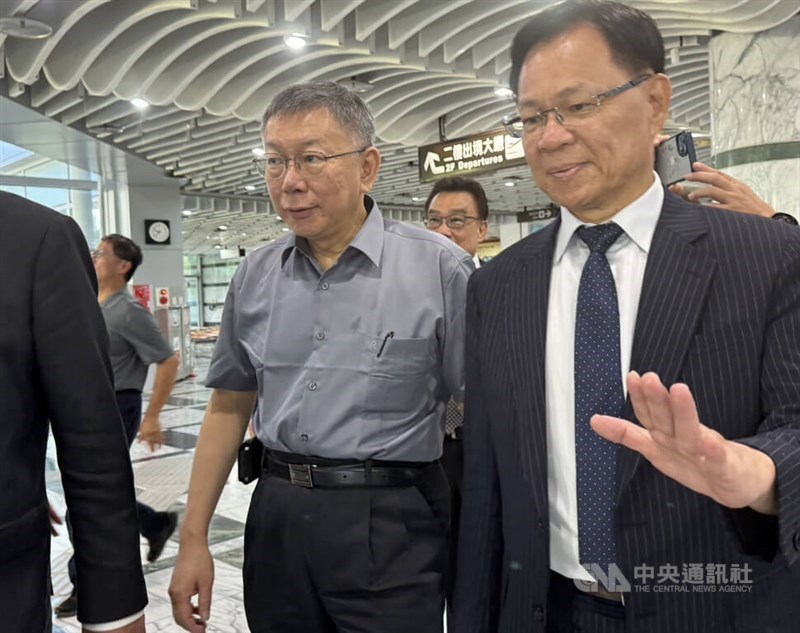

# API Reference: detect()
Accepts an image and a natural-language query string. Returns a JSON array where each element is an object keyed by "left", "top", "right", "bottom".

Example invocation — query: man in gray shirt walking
[
  {"left": 169, "top": 81, "right": 472, "bottom": 633},
  {"left": 57, "top": 233, "right": 180, "bottom": 619}
]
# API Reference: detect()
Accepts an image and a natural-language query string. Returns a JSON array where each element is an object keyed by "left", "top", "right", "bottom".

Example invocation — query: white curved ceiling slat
[
  {"left": 417, "top": 0, "right": 530, "bottom": 59},
  {"left": 172, "top": 36, "right": 287, "bottom": 110},
  {"left": 82, "top": 3, "right": 244, "bottom": 96},
  {"left": 4, "top": 0, "right": 110, "bottom": 84},
  {"left": 1, "top": 0, "right": 796, "bottom": 255},
  {"left": 353, "top": 0, "right": 417, "bottom": 41},
  {"left": 42, "top": 0, "right": 193, "bottom": 91},
  {"left": 320, "top": 0, "right": 366, "bottom": 33},
  {"left": 205, "top": 47, "right": 364, "bottom": 115},
  {"left": 388, "top": 0, "right": 472, "bottom": 50},
  {"left": 143, "top": 28, "right": 273, "bottom": 105}
]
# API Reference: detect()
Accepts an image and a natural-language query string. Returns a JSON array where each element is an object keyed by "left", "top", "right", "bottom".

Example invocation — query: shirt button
[
  {"left": 319, "top": 282, "right": 329, "bottom": 290},
  {"left": 308, "top": 382, "right": 317, "bottom": 390},
  {"left": 300, "top": 433, "right": 309, "bottom": 441},
  {"left": 316, "top": 331, "right": 325, "bottom": 340}
]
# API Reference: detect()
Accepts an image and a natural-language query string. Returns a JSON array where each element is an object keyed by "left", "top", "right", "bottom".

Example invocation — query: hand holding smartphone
[{"left": 655, "top": 131, "right": 697, "bottom": 186}]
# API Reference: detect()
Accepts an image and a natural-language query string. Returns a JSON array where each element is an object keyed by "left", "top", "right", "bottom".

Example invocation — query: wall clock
[{"left": 145, "top": 219, "right": 171, "bottom": 245}]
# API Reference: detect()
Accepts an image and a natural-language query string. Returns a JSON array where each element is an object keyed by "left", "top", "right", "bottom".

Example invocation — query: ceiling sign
[{"left": 417, "top": 128, "right": 528, "bottom": 183}]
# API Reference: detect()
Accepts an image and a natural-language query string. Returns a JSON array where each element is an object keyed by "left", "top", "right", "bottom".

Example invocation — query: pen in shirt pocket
[{"left": 377, "top": 331, "right": 394, "bottom": 358}]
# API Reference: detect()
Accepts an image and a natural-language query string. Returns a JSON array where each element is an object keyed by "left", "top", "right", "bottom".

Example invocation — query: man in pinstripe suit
[{"left": 454, "top": 2, "right": 800, "bottom": 632}]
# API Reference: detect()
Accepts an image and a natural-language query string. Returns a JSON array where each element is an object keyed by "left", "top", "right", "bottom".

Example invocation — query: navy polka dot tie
[{"left": 575, "top": 222, "right": 625, "bottom": 576}]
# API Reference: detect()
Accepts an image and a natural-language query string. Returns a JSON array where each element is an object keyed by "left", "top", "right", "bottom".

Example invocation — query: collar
[
  {"left": 554, "top": 172, "right": 664, "bottom": 262},
  {"left": 281, "top": 195, "right": 384, "bottom": 269}
]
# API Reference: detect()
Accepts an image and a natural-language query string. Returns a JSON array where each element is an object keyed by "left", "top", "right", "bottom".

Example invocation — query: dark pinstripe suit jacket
[{"left": 454, "top": 192, "right": 800, "bottom": 633}]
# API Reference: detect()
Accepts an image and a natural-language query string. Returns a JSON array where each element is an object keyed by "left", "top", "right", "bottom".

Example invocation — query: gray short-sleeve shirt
[
  {"left": 205, "top": 197, "right": 473, "bottom": 461},
  {"left": 101, "top": 289, "right": 175, "bottom": 392}
]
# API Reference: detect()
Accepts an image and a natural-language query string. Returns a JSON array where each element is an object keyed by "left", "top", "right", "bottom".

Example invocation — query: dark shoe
[
  {"left": 147, "top": 511, "right": 178, "bottom": 563},
  {"left": 54, "top": 588, "right": 77, "bottom": 618}
]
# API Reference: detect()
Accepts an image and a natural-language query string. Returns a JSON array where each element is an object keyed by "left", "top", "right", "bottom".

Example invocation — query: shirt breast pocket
[{"left": 364, "top": 336, "right": 436, "bottom": 415}]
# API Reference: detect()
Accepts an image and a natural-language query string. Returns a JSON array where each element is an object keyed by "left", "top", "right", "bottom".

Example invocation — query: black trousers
[
  {"left": 440, "top": 436, "right": 463, "bottom": 613},
  {"left": 243, "top": 462, "right": 450, "bottom": 633}
]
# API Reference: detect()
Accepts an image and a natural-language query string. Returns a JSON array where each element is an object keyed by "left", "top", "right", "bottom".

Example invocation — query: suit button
[
  {"left": 537, "top": 520, "right": 545, "bottom": 530},
  {"left": 534, "top": 606, "right": 544, "bottom": 622}
]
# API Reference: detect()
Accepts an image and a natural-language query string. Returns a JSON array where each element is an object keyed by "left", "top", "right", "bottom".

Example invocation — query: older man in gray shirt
[{"left": 169, "top": 82, "right": 472, "bottom": 633}]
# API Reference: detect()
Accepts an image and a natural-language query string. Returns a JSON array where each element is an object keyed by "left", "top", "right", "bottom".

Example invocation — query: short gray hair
[{"left": 261, "top": 81, "right": 375, "bottom": 147}]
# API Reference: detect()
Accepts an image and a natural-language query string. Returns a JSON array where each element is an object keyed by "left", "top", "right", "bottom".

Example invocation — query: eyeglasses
[
  {"left": 423, "top": 215, "right": 483, "bottom": 230},
  {"left": 502, "top": 74, "right": 654, "bottom": 138},
  {"left": 91, "top": 248, "right": 110, "bottom": 259},
  {"left": 253, "top": 147, "right": 368, "bottom": 180}
]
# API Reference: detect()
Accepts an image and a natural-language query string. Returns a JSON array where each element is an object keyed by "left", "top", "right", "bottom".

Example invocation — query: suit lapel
[
  {"left": 616, "top": 192, "right": 717, "bottom": 502},
  {"left": 505, "top": 222, "right": 559, "bottom": 519}
]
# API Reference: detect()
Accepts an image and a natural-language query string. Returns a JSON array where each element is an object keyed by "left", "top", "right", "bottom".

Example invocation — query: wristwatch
[{"left": 772, "top": 212, "right": 799, "bottom": 226}]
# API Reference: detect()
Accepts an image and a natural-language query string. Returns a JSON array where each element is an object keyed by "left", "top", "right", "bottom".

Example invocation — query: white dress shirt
[
  {"left": 545, "top": 174, "right": 664, "bottom": 581},
  {"left": 472, "top": 253, "right": 482, "bottom": 269}
]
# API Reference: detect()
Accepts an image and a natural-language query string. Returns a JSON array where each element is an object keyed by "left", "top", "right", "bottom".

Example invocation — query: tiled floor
[
  {"left": 48, "top": 342, "right": 449, "bottom": 632},
  {"left": 49, "top": 342, "right": 256, "bottom": 632}
]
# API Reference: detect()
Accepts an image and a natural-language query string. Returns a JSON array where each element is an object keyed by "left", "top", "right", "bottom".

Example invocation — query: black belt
[{"left": 264, "top": 451, "right": 435, "bottom": 489}]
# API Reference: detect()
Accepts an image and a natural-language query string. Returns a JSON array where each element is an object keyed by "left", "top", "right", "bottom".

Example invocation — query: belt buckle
[{"left": 289, "top": 463, "right": 313, "bottom": 488}]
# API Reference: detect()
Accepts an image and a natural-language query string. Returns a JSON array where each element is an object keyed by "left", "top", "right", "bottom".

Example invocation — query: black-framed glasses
[
  {"left": 502, "top": 73, "right": 654, "bottom": 138},
  {"left": 253, "top": 147, "right": 368, "bottom": 179},
  {"left": 423, "top": 215, "right": 484, "bottom": 230}
]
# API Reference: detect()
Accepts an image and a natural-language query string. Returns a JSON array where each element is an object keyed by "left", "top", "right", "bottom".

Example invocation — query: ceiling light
[
  {"left": 281, "top": 227, "right": 290, "bottom": 232},
  {"left": 241, "top": 232, "right": 248, "bottom": 236},
  {"left": 214, "top": 244, "right": 222, "bottom": 249},
  {"left": 182, "top": 210, "right": 192, "bottom": 216},
  {"left": 504, "top": 181, "right": 516, "bottom": 187},
  {"left": 218, "top": 225, "right": 228, "bottom": 230},
  {"left": 494, "top": 87, "right": 514, "bottom": 98},
  {"left": 0, "top": 16, "right": 52, "bottom": 39},
  {"left": 284, "top": 34, "right": 307, "bottom": 50},
  {"left": 411, "top": 196, "right": 423, "bottom": 202},
  {"left": 130, "top": 98, "right": 149, "bottom": 109},
  {"left": 251, "top": 147, "right": 265, "bottom": 157},
  {"left": 340, "top": 77, "right": 374, "bottom": 93},
  {"left": 245, "top": 184, "right": 256, "bottom": 191}
]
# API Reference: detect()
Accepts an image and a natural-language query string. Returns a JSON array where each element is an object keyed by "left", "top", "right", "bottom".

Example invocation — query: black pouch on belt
[{"left": 238, "top": 437, "right": 264, "bottom": 484}]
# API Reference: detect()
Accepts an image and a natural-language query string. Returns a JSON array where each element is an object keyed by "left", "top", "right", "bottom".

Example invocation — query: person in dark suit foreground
[
  {"left": 454, "top": 2, "right": 800, "bottom": 632},
  {"left": 0, "top": 191, "right": 147, "bottom": 632}
]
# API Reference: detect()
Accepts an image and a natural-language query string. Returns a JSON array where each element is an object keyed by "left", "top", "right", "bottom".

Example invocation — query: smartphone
[{"left": 656, "top": 131, "right": 697, "bottom": 186}]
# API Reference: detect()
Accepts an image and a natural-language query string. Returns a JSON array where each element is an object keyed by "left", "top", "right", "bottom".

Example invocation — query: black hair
[
  {"left": 509, "top": 0, "right": 665, "bottom": 95},
  {"left": 102, "top": 234, "right": 143, "bottom": 281},
  {"left": 423, "top": 176, "right": 489, "bottom": 221}
]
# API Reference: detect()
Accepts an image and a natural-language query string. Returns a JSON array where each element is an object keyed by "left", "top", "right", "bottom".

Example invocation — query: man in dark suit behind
[
  {"left": 0, "top": 192, "right": 148, "bottom": 632},
  {"left": 454, "top": 2, "right": 800, "bottom": 632}
]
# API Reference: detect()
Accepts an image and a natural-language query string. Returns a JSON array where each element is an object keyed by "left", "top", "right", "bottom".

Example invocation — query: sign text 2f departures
[{"left": 417, "top": 128, "right": 527, "bottom": 183}]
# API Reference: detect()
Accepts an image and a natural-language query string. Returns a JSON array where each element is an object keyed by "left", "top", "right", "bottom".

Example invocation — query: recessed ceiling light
[
  {"left": 251, "top": 148, "right": 265, "bottom": 157},
  {"left": 130, "top": 97, "right": 149, "bottom": 109},
  {"left": 411, "top": 196, "right": 423, "bottom": 202},
  {"left": 182, "top": 210, "right": 192, "bottom": 216},
  {"left": 504, "top": 181, "right": 516, "bottom": 187},
  {"left": 494, "top": 87, "right": 514, "bottom": 98},
  {"left": 214, "top": 244, "right": 222, "bottom": 249},
  {"left": 241, "top": 232, "right": 248, "bottom": 236},
  {"left": 284, "top": 34, "right": 306, "bottom": 50},
  {"left": 281, "top": 227, "right": 290, "bottom": 232},
  {"left": 218, "top": 224, "right": 228, "bottom": 230},
  {"left": 245, "top": 184, "right": 256, "bottom": 191}
]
